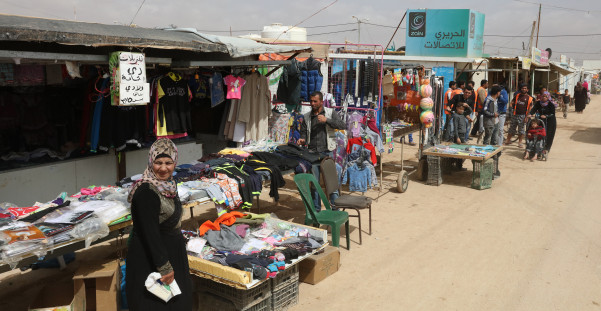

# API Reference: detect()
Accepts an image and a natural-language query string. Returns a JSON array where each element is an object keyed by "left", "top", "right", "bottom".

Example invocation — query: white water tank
[{"left": 261, "top": 23, "right": 307, "bottom": 41}]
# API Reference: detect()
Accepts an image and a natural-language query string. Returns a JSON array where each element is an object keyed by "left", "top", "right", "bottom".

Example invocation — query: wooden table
[
  {"left": 422, "top": 144, "right": 503, "bottom": 189},
  {"left": 0, "top": 220, "right": 132, "bottom": 273}
]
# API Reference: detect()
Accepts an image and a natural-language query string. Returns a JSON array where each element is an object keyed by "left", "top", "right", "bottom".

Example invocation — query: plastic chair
[
  {"left": 320, "top": 157, "right": 372, "bottom": 245},
  {"left": 293, "top": 174, "right": 350, "bottom": 249}
]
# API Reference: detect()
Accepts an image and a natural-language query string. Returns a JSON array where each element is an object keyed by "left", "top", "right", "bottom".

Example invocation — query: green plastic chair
[{"left": 294, "top": 174, "right": 350, "bottom": 249}]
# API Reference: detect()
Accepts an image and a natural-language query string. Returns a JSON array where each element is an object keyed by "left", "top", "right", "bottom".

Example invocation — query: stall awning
[
  {"left": 0, "top": 14, "right": 227, "bottom": 53},
  {"left": 549, "top": 61, "right": 575, "bottom": 76},
  {"left": 167, "top": 29, "right": 311, "bottom": 58}
]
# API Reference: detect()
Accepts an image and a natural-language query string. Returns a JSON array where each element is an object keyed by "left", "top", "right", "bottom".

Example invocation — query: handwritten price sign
[
  {"left": 120, "top": 83, "right": 150, "bottom": 105},
  {"left": 111, "top": 51, "right": 149, "bottom": 106}
]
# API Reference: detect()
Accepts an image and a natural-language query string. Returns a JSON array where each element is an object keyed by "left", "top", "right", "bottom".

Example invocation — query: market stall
[{"left": 422, "top": 143, "right": 503, "bottom": 189}]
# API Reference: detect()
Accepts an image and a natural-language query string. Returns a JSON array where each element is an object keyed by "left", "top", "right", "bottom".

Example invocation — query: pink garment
[
  {"left": 262, "top": 236, "right": 278, "bottom": 246},
  {"left": 224, "top": 75, "right": 246, "bottom": 99}
]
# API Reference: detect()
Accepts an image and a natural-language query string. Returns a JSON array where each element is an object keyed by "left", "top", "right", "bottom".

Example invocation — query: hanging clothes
[
  {"left": 157, "top": 73, "right": 192, "bottom": 136},
  {"left": 211, "top": 72, "right": 225, "bottom": 107},
  {"left": 237, "top": 72, "right": 271, "bottom": 142},
  {"left": 223, "top": 75, "right": 246, "bottom": 99},
  {"left": 276, "top": 59, "right": 302, "bottom": 112}
]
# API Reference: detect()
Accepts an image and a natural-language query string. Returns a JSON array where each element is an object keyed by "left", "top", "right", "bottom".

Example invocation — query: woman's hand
[
  {"left": 160, "top": 271, "right": 175, "bottom": 285},
  {"left": 541, "top": 115, "right": 546, "bottom": 119}
]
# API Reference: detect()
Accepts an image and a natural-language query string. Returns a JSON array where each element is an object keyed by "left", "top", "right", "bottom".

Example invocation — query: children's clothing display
[{"left": 223, "top": 75, "right": 246, "bottom": 99}]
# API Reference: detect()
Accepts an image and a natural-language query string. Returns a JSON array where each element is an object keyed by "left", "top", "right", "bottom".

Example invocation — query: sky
[{"left": 1, "top": 0, "right": 600, "bottom": 64}]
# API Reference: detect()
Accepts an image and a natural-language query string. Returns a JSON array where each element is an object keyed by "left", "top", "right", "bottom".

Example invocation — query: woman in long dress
[
  {"left": 574, "top": 82, "right": 588, "bottom": 114},
  {"left": 126, "top": 138, "right": 192, "bottom": 310}
]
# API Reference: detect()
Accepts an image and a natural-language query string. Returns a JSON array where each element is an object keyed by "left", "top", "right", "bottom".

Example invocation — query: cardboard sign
[
  {"left": 119, "top": 83, "right": 150, "bottom": 105},
  {"left": 109, "top": 51, "right": 149, "bottom": 106}
]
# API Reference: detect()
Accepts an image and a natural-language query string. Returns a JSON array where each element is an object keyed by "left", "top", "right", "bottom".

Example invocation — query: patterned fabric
[
  {"left": 128, "top": 138, "right": 178, "bottom": 202},
  {"left": 269, "top": 112, "right": 291, "bottom": 143}
]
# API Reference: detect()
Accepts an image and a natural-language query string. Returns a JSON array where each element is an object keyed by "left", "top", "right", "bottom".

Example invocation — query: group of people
[
  {"left": 443, "top": 79, "right": 509, "bottom": 146},
  {"left": 442, "top": 79, "right": 568, "bottom": 161}
]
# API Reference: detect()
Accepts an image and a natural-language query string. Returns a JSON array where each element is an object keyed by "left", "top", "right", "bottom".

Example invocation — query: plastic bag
[
  {"left": 0, "top": 202, "right": 18, "bottom": 211},
  {"left": 70, "top": 216, "right": 109, "bottom": 248}
]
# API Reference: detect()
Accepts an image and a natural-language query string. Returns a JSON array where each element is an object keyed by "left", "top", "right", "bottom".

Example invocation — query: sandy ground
[{"left": 1, "top": 95, "right": 600, "bottom": 310}]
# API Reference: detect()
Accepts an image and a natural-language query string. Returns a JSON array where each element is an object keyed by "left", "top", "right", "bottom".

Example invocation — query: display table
[
  {"left": 0, "top": 220, "right": 132, "bottom": 273},
  {"left": 422, "top": 144, "right": 503, "bottom": 189},
  {"left": 187, "top": 219, "right": 328, "bottom": 290}
]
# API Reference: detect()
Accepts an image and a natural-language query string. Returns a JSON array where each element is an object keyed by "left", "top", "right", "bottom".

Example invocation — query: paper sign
[
  {"left": 120, "top": 83, "right": 150, "bottom": 105},
  {"left": 119, "top": 52, "right": 147, "bottom": 83}
]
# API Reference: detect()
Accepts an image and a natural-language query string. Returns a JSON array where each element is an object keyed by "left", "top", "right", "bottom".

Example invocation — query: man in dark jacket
[
  {"left": 481, "top": 85, "right": 501, "bottom": 145},
  {"left": 298, "top": 91, "right": 345, "bottom": 211}
]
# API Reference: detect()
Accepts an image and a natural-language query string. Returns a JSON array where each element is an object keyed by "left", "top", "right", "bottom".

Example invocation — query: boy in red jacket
[{"left": 524, "top": 119, "right": 546, "bottom": 161}]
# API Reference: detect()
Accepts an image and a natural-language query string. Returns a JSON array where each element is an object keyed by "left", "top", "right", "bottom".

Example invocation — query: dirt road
[{"left": 292, "top": 95, "right": 601, "bottom": 310}]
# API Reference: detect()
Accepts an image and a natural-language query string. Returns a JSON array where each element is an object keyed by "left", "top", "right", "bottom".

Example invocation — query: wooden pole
[
  {"left": 535, "top": 4, "right": 541, "bottom": 48},
  {"left": 385, "top": 11, "right": 407, "bottom": 51},
  {"left": 527, "top": 20, "right": 536, "bottom": 56}
]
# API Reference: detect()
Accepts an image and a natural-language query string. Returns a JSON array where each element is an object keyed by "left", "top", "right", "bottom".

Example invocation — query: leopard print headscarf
[{"left": 127, "top": 138, "right": 178, "bottom": 202}]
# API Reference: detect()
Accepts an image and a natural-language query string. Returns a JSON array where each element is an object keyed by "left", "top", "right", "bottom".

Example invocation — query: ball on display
[
  {"left": 424, "top": 122, "right": 433, "bottom": 128},
  {"left": 420, "top": 110, "right": 435, "bottom": 124},
  {"left": 420, "top": 84, "right": 433, "bottom": 98},
  {"left": 421, "top": 79, "right": 430, "bottom": 85},
  {"left": 420, "top": 97, "right": 434, "bottom": 110}
]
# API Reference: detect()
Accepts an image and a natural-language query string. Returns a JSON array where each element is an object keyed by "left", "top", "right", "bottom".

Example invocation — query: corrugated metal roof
[{"left": 0, "top": 14, "right": 227, "bottom": 53}]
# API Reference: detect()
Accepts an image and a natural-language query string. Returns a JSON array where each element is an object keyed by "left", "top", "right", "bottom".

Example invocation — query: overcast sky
[{"left": 2, "top": 0, "right": 600, "bottom": 63}]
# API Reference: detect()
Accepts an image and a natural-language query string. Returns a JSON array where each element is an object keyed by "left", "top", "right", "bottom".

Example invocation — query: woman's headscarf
[
  {"left": 128, "top": 138, "right": 178, "bottom": 202},
  {"left": 540, "top": 93, "right": 550, "bottom": 106}
]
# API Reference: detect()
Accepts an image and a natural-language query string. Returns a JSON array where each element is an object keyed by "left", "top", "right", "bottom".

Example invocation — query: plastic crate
[
  {"left": 471, "top": 158, "right": 494, "bottom": 190},
  {"left": 197, "top": 277, "right": 271, "bottom": 310},
  {"left": 197, "top": 291, "right": 272, "bottom": 311},
  {"left": 426, "top": 155, "right": 442, "bottom": 186},
  {"left": 271, "top": 265, "right": 299, "bottom": 290},
  {"left": 271, "top": 275, "right": 299, "bottom": 311}
]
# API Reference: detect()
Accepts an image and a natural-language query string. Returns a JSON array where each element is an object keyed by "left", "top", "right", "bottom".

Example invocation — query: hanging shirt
[
  {"left": 211, "top": 72, "right": 225, "bottom": 107},
  {"left": 223, "top": 75, "right": 246, "bottom": 99}
]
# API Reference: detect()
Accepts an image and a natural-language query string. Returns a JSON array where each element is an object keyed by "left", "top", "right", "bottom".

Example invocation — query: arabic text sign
[
  {"left": 406, "top": 9, "right": 485, "bottom": 57},
  {"left": 119, "top": 52, "right": 147, "bottom": 83},
  {"left": 531, "top": 47, "right": 549, "bottom": 66},
  {"left": 120, "top": 83, "right": 150, "bottom": 105}
]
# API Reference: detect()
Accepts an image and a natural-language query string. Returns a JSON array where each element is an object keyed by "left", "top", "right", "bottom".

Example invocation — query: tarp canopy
[
  {"left": 0, "top": 15, "right": 311, "bottom": 58},
  {"left": 166, "top": 29, "right": 311, "bottom": 58},
  {"left": 0, "top": 14, "right": 226, "bottom": 53},
  {"left": 550, "top": 61, "right": 575, "bottom": 76}
]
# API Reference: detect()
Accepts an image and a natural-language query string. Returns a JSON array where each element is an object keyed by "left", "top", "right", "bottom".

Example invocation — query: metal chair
[{"left": 319, "top": 157, "right": 372, "bottom": 245}]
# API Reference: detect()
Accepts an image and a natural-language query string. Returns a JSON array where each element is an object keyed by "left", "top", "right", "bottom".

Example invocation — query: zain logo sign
[{"left": 409, "top": 12, "right": 426, "bottom": 37}]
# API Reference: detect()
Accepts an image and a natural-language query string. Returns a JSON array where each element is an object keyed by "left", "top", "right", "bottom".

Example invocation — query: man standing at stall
[
  {"left": 505, "top": 84, "right": 533, "bottom": 147},
  {"left": 298, "top": 91, "right": 346, "bottom": 211},
  {"left": 496, "top": 83, "right": 509, "bottom": 144},
  {"left": 471, "top": 79, "right": 489, "bottom": 137}
]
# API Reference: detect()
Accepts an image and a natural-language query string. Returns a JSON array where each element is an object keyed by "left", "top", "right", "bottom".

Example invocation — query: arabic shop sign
[
  {"left": 109, "top": 51, "right": 150, "bottom": 106},
  {"left": 531, "top": 47, "right": 549, "bottom": 66},
  {"left": 406, "top": 9, "right": 485, "bottom": 58}
]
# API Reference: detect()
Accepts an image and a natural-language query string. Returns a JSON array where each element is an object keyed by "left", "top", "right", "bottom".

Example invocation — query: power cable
[
  {"left": 129, "top": 0, "right": 147, "bottom": 26},
  {"left": 513, "top": 0, "right": 601, "bottom": 14},
  {"left": 307, "top": 28, "right": 357, "bottom": 36},
  {"left": 486, "top": 33, "right": 601, "bottom": 38},
  {"left": 272, "top": 0, "right": 338, "bottom": 42}
]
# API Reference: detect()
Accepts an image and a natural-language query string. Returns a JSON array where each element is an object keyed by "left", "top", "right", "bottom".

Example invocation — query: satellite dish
[{"left": 545, "top": 48, "right": 552, "bottom": 58}]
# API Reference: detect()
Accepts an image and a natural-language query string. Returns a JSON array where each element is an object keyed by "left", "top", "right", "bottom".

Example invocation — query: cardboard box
[
  {"left": 298, "top": 246, "right": 340, "bottom": 285},
  {"left": 72, "top": 260, "right": 120, "bottom": 311},
  {"left": 29, "top": 281, "right": 85, "bottom": 311}
]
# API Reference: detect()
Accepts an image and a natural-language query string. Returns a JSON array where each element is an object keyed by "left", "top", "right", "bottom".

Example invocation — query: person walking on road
[
  {"left": 529, "top": 93, "right": 557, "bottom": 155},
  {"left": 574, "top": 82, "right": 587, "bottom": 114},
  {"left": 505, "top": 84, "right": 533, "bottom": 148}
]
